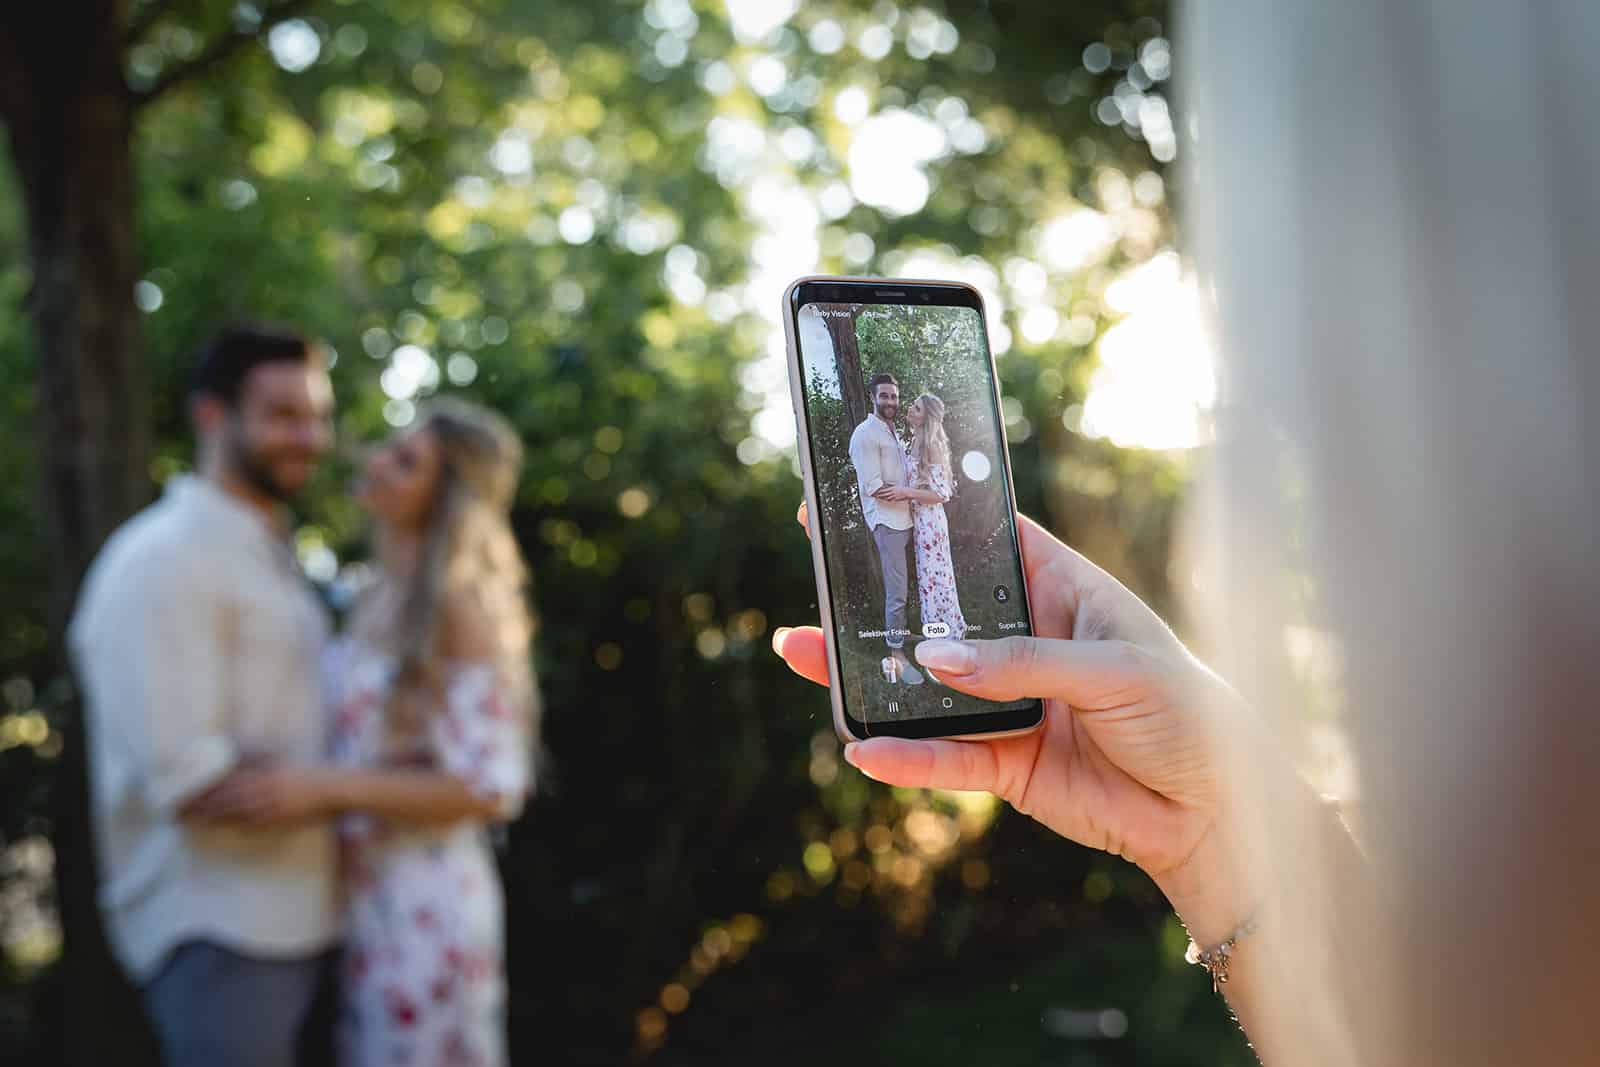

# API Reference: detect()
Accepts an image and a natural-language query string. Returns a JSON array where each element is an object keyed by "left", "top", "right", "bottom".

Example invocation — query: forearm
[
  {"left": 1155, "top": 786, "right": 1376, "bottom": 1066},
  {"left": 315, "top": 767, "right": 498, "bottom": 823},
  {"left": 1157, "top": 826, "right": 1289, "bottom": 1062}
]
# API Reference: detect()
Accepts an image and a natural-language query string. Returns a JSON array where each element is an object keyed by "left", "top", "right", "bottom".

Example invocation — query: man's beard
[
  {"left": 876, "top": 403, "right": 898, "bottom": 422},
  {"left": 223, "top": 421, "right": 303, "bottom": 502}
]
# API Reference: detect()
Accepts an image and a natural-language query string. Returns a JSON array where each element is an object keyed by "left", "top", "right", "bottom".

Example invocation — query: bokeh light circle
[{"left": 961, "top": 450, "right": 992, "bottom": 482}]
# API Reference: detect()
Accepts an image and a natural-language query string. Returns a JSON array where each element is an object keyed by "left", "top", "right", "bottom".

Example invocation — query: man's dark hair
[
  {"left": 189, "top": 323, "right": 318, "bottom": 406},
  {"left": 868, "top": 372, "right": 899, "bottom": 394}
]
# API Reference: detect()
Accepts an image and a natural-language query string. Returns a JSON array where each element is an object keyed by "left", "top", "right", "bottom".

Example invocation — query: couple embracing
[
  {"left": 69, "top": 325, "right": 535, "bottom": 1067},
  {"left": 847, "top": 373, "right": 968, "bottom": 686}
]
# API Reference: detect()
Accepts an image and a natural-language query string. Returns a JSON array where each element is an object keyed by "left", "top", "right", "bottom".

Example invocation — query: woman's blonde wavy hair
[
  {"left": 910, "top": 393, "right": 952, "bottom": 490},
  {"left": 384, "top": 398, "right": 539, "bottom": 752}
]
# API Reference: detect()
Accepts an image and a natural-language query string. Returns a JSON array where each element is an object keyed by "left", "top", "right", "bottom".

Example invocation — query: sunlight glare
[
  {"left": 725, "top": 0, "right": 799, "bottom": 44},
  {"left": 1019, "top": 306, "right": 1059, "bottom": 345},
  {"left": 833, "top": 86, "right": 870, "bottom": 126},
  {"left": 748, "top": 55, "right": 788, "bottom": 97},
  {"left": 848, "top": 110, "right": 947, "bottom": 217},
  {"left": 741, "top": 173, "right": 821, "bottom": 453},
  {"left": 1080, "top": 253, "right": 1216, "bottom": 451},
  {"left": 1038, "top": 209, "right": 1116, "bottom": 272}
]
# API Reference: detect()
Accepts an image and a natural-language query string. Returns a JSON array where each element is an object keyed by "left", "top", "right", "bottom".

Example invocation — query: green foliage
[{"left": 0, "top": 0, "right": 1221, "bottom": 1062}]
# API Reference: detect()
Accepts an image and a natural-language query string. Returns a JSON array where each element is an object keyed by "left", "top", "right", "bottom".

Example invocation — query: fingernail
[
  {"left": 842, "top": 742, "right": 861, "bottom": 768},
  {"left": 770, "top": 626, "right": 792, "bottom": 653},
  {"left": 914, "top": 640, "right": 977, "bottom": 674}
]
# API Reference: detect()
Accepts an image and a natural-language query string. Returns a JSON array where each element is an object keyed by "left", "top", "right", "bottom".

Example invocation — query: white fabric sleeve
[
  {"left": 114, "top": 553, "right": 239, "bottom": 814},
  {"left": 431, "top": 662, "right": 531, "bottom": 821},
  {"left": 849, "top": 423, "right": 884, "bottom": 500}
]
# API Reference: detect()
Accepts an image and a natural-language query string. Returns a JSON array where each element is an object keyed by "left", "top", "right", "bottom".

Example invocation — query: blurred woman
[
  {"left": 899, "top": 393, "right": 967, "bottom": 641},
  {"left": 197, "top": 399, "right": 538, "bottom": 1067},
  {"left": 327, "top": 398, "right": 536, "bottom": 1067}
]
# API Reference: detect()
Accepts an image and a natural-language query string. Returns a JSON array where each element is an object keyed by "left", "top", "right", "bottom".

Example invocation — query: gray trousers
[
  {"left": 143, "top": 940, "right": 327, "bottom": 1067},
  {"left": 872, "top": 523, "right": 912, "bottom": 650}
]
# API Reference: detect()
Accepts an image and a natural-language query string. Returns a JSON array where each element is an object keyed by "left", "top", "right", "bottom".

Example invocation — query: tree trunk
[
  {"left": 1, "top": 4, "right": 151, "bottom": 624},
  {"left": 822, "top": 305, "right": 888, "bottom": 623},
  {"left": 0, "top": 6, "right": 158, "bottom": 1066},
  {"left": 823, "top": 305, "right": 868, "bottom": 430}
]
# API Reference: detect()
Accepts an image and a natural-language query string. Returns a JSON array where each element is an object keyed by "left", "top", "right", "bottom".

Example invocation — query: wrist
[
  {"left": 1154, "top": 771, "right": 1329, "bottom": 947},
  {"left": 1154, "top": 813, "right": 1261, "bottom": 947},
  {"left": 1153, "top": 683, "right": 1312, "bottom": 943}
]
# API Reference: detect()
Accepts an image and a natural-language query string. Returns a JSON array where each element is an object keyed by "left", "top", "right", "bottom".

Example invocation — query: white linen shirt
[
  {"left": 69, "top": 476, "right": 338, "bottom": 982},
  {"left": 848, "top": 413, "right": 914, "bottom": 532}
]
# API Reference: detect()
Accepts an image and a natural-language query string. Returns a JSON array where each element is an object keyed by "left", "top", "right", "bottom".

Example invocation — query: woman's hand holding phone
[{"left": 773, "top": 502, "right": 1269, "bottom": 941}]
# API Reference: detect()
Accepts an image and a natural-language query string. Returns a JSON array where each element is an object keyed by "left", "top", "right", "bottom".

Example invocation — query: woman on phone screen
[{"left": 893, "top": 393, "right": 967, "bottom": 641}]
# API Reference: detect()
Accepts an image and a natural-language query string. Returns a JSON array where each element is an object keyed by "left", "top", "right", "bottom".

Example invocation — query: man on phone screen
[{"left": 848, "top": 372, "right": 923, "bottom": 685}]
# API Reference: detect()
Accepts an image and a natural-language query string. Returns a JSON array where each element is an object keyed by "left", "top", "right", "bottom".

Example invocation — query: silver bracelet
[{"left": 1184, "top": 912, "right": 1259, "bottom": 993}]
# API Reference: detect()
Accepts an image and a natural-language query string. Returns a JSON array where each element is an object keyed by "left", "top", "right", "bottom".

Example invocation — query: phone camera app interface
[{"left": 796, "top": 299, "right": 1034, "bottom": 725}]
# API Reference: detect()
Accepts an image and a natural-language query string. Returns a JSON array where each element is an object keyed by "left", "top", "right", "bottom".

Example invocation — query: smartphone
[{"left": 782, "top": 275, "right": 1045, "bottom": 742}]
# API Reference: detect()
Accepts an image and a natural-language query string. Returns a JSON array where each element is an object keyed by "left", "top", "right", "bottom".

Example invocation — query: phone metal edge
[
  {"left": 781, "top": 274, "right": 1045, "bottom": 744},
  {"left": 781, "top": 277, "right": 858, "bottom": 742}
]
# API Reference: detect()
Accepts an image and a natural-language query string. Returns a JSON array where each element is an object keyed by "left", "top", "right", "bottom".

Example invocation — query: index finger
[{"left": 772, "top": 625, "right": 829, "bottom": 687}]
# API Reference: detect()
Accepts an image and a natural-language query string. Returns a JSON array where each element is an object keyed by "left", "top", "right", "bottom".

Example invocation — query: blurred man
[
  {"left": 69, "top": 325, "right": 338, "bottom": 1067},
  {"left": 848, "top": 372, "right": 923, "bottom": 685}
]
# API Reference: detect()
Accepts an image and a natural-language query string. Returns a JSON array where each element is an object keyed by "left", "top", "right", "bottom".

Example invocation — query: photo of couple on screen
[
  {"left": 796, "top": 301, "right": 1030, "bottom": 721},
  {"left": 848, "top": 373, "right": 965, "bottom": 686}
]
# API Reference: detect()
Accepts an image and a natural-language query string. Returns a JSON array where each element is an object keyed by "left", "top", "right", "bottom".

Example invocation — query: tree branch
[{"left": 132, "top": 0, "right": 316, "bottom": 109}]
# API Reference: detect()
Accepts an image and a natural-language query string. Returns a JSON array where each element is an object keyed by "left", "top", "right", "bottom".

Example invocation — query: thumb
[
  {"left": 912, "top": 636, "right": 1150, "bottom": 708},
  {"left": 843, "top": 737, "right": 1007, "bottom": 794}
]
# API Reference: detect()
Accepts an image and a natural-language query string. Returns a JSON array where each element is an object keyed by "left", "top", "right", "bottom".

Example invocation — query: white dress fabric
[
  {"left": 325, "top": 639, "right": 529, "bottom": 1067},
  {"left": 907, "top": 455, "right": 968, "bottom": 640}
]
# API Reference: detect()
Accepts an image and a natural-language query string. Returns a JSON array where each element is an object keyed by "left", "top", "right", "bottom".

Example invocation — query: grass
[{"left": 797, "top": 929, "right": 1257, "bottom": 1067}]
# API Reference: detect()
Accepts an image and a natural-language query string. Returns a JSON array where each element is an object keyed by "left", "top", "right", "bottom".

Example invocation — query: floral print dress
[
  {"left": 907, "top": 455, "right": 968, "bottom": 640},
  {"left": 325, "top": 639, "right": 529, "bottom": 1067}
]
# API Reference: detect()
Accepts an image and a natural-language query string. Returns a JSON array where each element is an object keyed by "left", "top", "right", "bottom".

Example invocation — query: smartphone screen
[{"left": 788, "top": 279, "right": 1043, "bottom": 738}]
